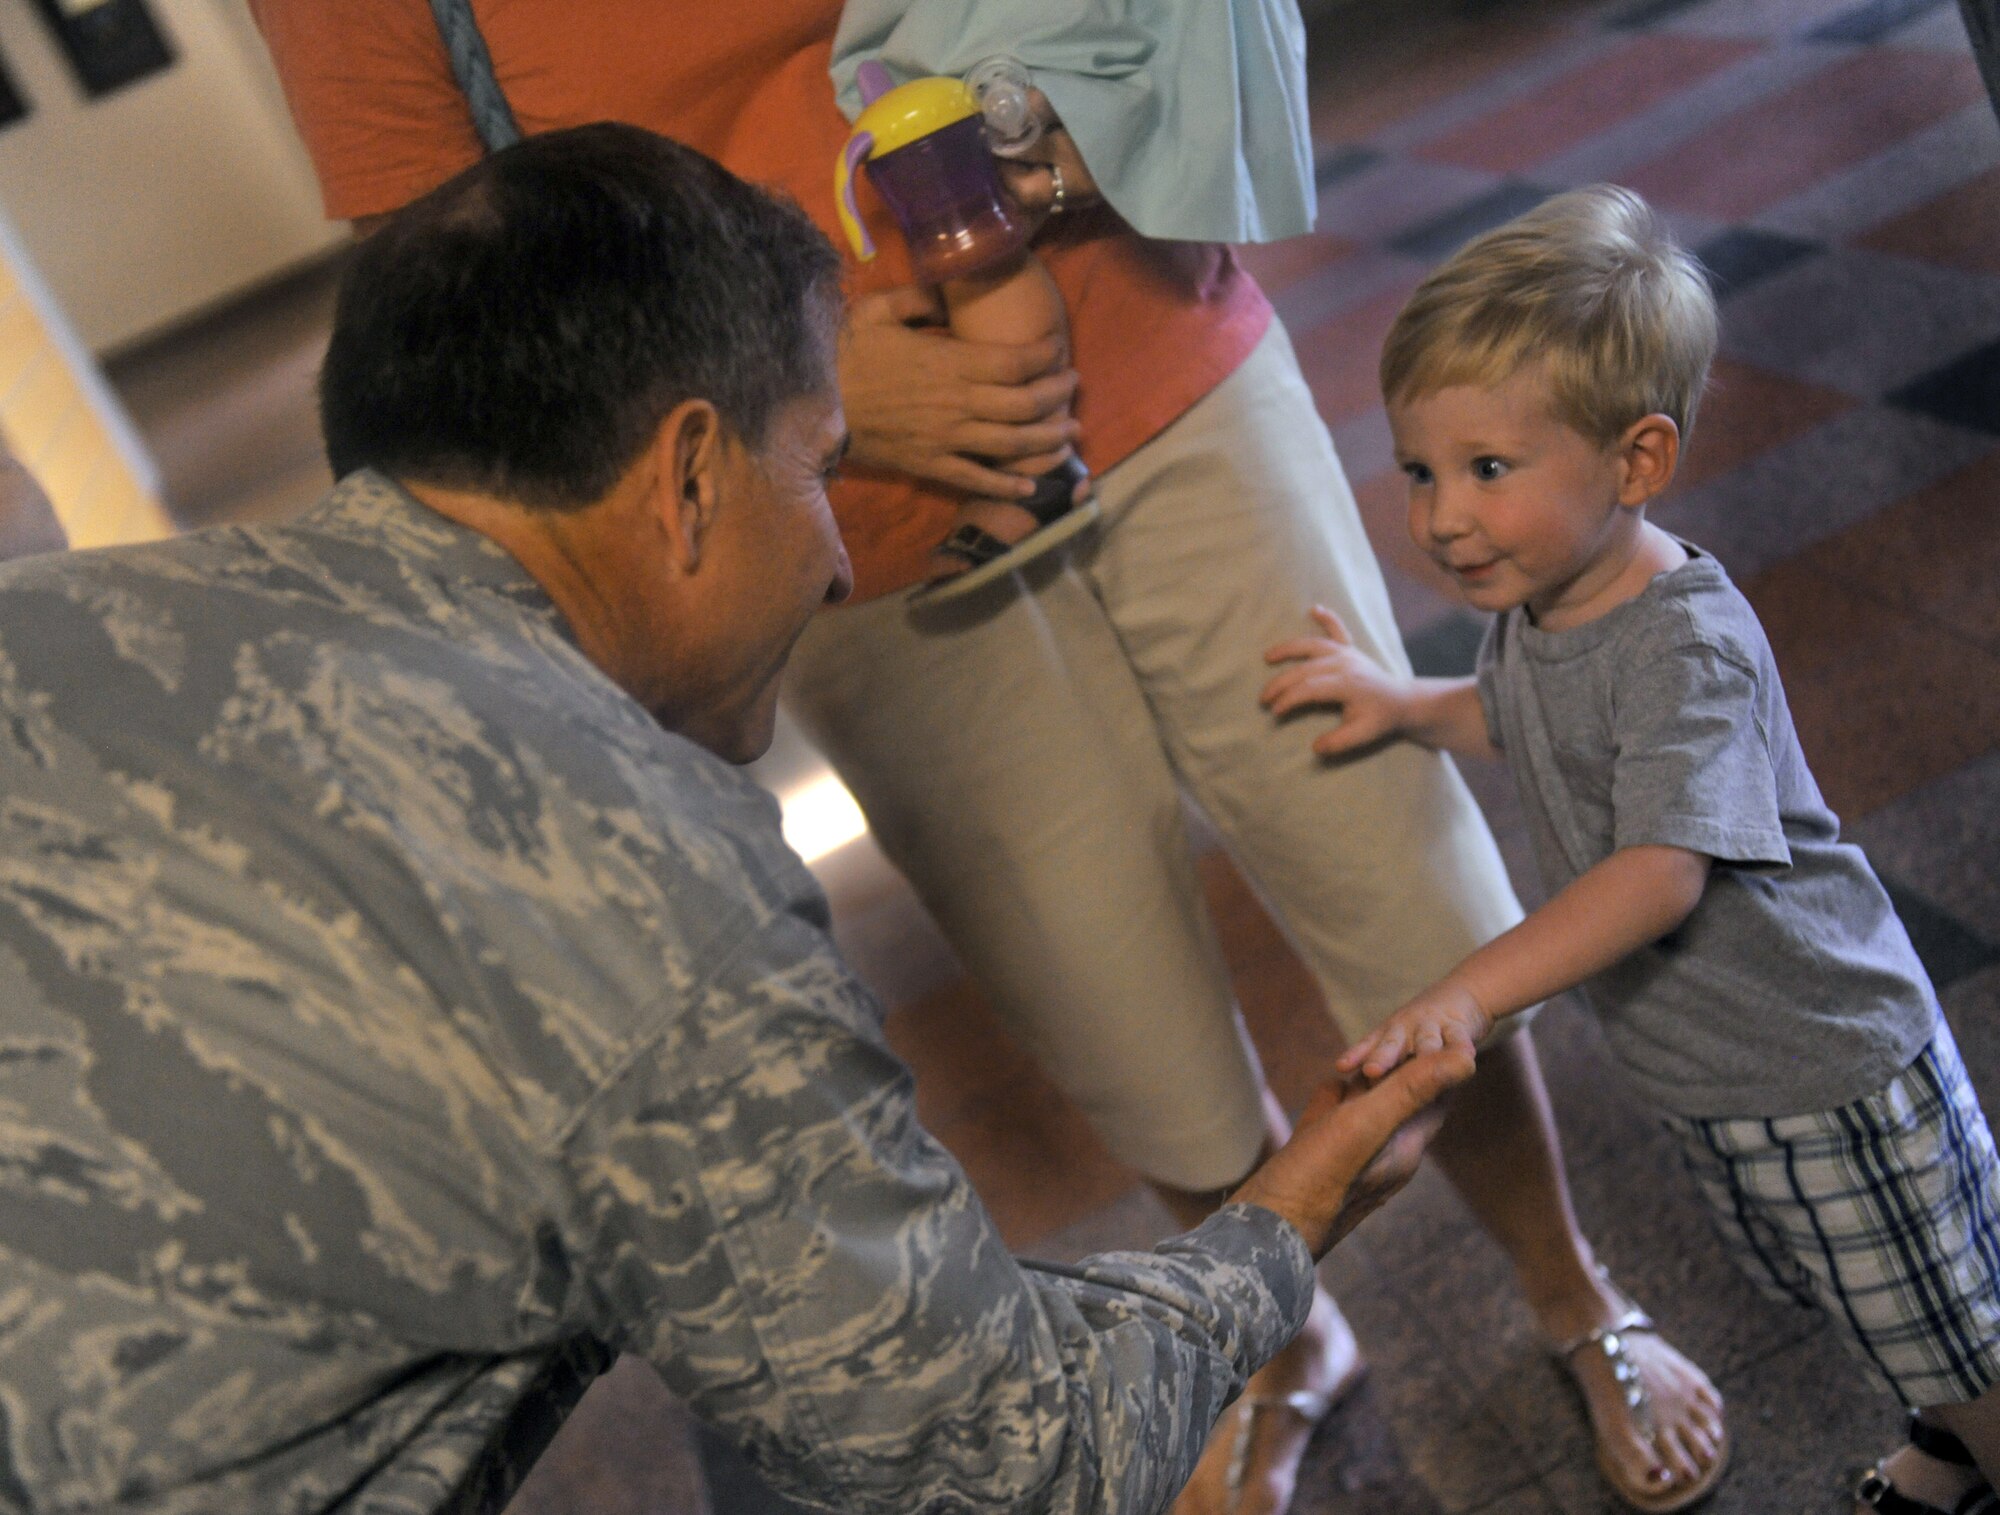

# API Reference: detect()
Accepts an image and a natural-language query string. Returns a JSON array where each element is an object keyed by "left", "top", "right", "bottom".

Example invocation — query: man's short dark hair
[{"left": 320, "top": 123, "right": 844, "bottom": 510}]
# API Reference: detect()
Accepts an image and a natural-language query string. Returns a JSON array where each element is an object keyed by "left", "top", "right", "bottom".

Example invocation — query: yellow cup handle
[{"left": 836, "top": 133, "right": 877, "bottom": 261}]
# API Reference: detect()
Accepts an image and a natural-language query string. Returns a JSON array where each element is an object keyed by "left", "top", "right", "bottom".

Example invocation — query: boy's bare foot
[
  {"left": 922, "top": 496, "right": 1058, "bottom": 585},
  {"left": 1171, "top": 1288, "right": 1363, "bottom": 1515},
  {"left": 1549, "top": 1273, "right": 1726, "bottom": 1512},
  {"left": 915, "top": 457, "right": 1095, "bottom": 600}
]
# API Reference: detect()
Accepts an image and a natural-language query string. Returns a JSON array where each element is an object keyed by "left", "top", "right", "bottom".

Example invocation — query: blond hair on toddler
[{"left": 1381, "top": 184, "right": 1718, "bottom": 444}]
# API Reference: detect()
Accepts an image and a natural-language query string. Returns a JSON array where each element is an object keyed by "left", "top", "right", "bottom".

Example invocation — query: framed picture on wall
[
  {"left": 0, "top": 44, "right": 27, "bottom": 129},
  {"left": 29, "top": 0, "right": 173, "bottom": 99}
]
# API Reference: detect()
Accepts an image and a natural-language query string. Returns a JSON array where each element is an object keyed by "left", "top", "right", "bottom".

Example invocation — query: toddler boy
[{"left": 1262, "top": 185, "right": 2000, "bottom": 1515}]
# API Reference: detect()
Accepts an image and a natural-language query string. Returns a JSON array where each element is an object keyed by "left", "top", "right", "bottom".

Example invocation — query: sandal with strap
[
  {"left": 1217, "top": 1353, "right": 1368, "bottom": 1515},
  {"left": 910, "top": 455, "right": 1098, "bottom": 604},
  {"left": 1554, "top": 1274, "right": 1729, "bottom": 1514},
  {"left": 1206, "top": 1301, "right": 1368, "bottom": 1515},
  {"left": 1222, "top": 1388, "right": 1337, "bottom": 1509},
  {"left": 1856, "top": 1412, "right": 1999, "bottom": 1514}
]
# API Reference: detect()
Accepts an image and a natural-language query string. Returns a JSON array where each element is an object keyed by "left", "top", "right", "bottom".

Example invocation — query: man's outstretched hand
[{"left": 1229, "top": 1049, "right": 1475, "bottom": 1259}]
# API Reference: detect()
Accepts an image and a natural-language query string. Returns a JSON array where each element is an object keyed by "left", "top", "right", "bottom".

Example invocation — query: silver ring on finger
[{"left": 1049, "top": 163, "right": 1067, "bottom": 215}]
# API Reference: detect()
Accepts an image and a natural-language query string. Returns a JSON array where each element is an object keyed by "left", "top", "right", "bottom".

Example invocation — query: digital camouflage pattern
[{"left": 0, "top": 471, "right": 1313, "bottom": 1514}]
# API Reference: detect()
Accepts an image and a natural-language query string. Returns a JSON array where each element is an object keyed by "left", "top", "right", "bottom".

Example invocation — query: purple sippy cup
[{"left": 835, "top": 61, "right": 1030, "bottom": 284}]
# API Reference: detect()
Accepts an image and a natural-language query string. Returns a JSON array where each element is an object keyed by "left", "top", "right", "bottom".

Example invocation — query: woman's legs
[
  {"left": 784, "top": 315, "right": 1724, "bottom": 1508},
  {"left": 785, "top": 464, "right": 1354, "bottom": 1515},
  {"left": 784, "top": 568, "right": 1270, "bottom": 1192}
]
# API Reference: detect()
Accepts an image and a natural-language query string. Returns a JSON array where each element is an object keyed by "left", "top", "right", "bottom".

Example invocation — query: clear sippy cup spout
[{"left": 965, "top": 56, "right": 1041, "bottom": 157}]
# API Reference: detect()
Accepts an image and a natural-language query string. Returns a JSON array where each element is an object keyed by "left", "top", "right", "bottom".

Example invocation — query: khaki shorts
[{"left": 784, "top": 320, "right": 1523, "bottom": 1191}]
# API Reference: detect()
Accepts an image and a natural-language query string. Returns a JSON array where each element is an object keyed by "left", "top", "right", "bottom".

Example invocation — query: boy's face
[{"left": 1389, "top": 365, "right": 1666, "bottom": 630}]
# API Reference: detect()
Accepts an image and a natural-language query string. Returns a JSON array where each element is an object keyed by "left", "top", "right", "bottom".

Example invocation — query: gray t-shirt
[{"left": 1476, "top": 545, "right": 1936, "bottom": 1119}]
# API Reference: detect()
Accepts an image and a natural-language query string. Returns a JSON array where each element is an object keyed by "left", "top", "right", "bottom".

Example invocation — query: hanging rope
[{"left": 427, "top": 0, "right": 522, "bottom": 152}]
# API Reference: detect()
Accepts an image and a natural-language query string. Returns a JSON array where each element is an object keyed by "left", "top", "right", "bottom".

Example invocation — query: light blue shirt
[{"left": 832, "top": 0, "right": 1316, "bottom": 244}]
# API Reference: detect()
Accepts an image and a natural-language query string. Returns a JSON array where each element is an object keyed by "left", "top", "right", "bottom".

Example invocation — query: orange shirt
[{"left": 251, "top": 0, "right": 1272, "bottom": 601}]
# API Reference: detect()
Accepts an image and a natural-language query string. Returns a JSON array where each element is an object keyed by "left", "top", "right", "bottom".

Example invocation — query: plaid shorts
[{"left": 1664, "top": 1021, "right": 2000, "bottom": 1407}]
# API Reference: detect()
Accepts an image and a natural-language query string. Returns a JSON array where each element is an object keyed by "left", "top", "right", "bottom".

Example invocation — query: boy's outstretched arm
[
  {"left": 1261, "top": 606, "right": 1497, "bottom": 760},
  {"left": 1338, "top": 845, "right": 1712, "bottom": 1079}
]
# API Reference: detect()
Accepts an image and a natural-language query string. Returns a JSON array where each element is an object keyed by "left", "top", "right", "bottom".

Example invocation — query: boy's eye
[
  {"left": 1472, "top": 456, "right": 1509, "bottom": 482},
  {"left": 1401, "top": 462, "right": 1433, "bottom": 485}
]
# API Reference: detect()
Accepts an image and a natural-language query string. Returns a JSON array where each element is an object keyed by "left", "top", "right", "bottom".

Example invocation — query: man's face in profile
[{"left": 671, "top": 384, "right": 852, "bottom": 764}]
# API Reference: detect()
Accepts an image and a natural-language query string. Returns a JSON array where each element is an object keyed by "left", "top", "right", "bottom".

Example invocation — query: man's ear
[
  {"left": 1617, "top": 413, "right": 1680, "bottom": 507},
  {"left": 652, "top": 398, "right": 726, "bottom": 572}
]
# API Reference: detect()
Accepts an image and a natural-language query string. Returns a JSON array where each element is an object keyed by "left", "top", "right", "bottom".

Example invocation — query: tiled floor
[{"left": 103, "top": 1, "right": 2000, "bottom": 1510}]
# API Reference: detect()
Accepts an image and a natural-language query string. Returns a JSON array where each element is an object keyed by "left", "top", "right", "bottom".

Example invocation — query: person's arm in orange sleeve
[{"left": 248, "top": 0, "right": 486, "bottom": 223}]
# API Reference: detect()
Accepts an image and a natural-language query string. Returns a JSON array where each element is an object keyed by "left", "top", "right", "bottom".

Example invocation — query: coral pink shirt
[{"left": 251, "top": 0, "right": 1272, "bottom": 601}]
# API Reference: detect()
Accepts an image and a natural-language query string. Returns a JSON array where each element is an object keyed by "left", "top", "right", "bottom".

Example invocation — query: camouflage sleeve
[{"left": 561, "top": 902, "right": 1314, "bottom": 1515}]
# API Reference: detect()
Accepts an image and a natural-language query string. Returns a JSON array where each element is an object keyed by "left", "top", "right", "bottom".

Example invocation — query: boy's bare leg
[
  {"left": 1158, "top": 1092, "right": 1363, "bottom": 1515},
  {"left": 1429, "top": 1028, "right": 1727, "bottom": 1497},
  {"left": 927, "top": 255, "right": 1086, "bottom": 588}
]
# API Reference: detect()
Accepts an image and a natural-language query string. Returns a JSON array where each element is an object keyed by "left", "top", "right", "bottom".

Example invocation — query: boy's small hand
[
  {"left": 1336, "top": 981, "right": 1491, "bottom": 1081},
  {"left": 1261, "top": 605, "right": 1411, "bottom": 757}
]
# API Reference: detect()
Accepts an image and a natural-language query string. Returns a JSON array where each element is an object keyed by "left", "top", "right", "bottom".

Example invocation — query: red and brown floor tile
[
  {"left": 1623, "top": 48, "right": 1990, "bottom": 220},
  {"left": 1238, "top": 229, "right": 1366, "bottom": 298},
  {"left": 1416, "top": 33, "right": 1760, "bottom": 175},
  {"left": 1786, "top": 447, "right": 2000, "bottom": 654},
  {"left": 1746, "top": 558, "right": 2000, "bottom": 816},
  {"left": 1859, "top": 163, "right": 2000, "bottom": 276},
  {"left": 1677, "top": 356, "right": 1854, "bottom": 489}
]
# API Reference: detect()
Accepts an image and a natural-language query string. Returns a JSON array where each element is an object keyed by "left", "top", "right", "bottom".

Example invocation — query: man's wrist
[{"left": 1224, "top": 1176, "right": 1336, "bottom": 1260}]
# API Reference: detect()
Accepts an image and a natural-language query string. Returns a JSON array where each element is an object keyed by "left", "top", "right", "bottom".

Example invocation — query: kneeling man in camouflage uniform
[{"left": 0, "top": 124, "right": 1466, "bottom": 1515}]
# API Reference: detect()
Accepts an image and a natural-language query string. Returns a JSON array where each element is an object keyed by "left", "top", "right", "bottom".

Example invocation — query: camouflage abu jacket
[{"left": 0, "top": 471, "right": 1313, "bottom": 1515}]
